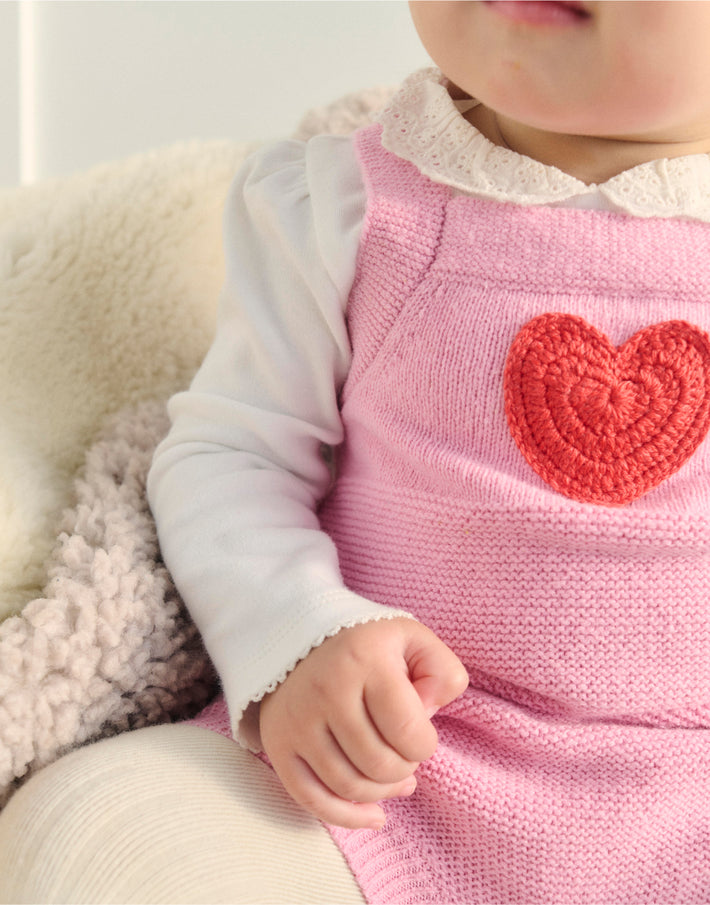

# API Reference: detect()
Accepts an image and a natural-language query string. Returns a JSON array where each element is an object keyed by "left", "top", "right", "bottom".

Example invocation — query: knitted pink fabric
[
  {"left": 318, "top": 125, "right": 710, "bottom": 903},
  {"left": 191, "top": 125, "right": 710, "bottom": 902}
]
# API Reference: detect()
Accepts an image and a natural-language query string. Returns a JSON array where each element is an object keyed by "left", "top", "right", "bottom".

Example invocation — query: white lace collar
[{"left": 379, "top": 68, "right": 710, "bottom": 222}]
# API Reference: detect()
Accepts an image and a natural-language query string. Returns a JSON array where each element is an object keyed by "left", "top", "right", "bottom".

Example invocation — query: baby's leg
[{"left": 0, "top": 723, "right": 365, "bottom": 904}]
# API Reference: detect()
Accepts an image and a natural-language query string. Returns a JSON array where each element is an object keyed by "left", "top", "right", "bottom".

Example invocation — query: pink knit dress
[{"left": 193, "top": 124, "right": 710, "bottom": 902}]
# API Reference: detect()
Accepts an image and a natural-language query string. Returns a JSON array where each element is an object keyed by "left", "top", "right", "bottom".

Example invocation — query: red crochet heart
[{"left": 504, "top": 314, "right": 710, "bottom": 505}]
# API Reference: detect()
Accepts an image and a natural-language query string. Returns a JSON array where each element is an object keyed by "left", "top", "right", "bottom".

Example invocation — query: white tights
[{"left": 0, "top": 724, "right": 365, "bottom": 904}]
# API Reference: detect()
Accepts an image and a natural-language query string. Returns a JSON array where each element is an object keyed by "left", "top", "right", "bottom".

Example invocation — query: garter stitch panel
[{"left": 317, "top": 124, "right": 710, "bottom": 904}]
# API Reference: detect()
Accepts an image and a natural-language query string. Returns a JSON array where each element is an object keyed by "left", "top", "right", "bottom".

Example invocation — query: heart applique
[{"left": 504, "top": 314, "right": 710, "bottom": 505}]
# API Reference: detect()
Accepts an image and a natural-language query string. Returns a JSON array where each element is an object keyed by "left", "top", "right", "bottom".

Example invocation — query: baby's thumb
[{"left": 405, "top": 628, "right": 469, "bottom": 717}]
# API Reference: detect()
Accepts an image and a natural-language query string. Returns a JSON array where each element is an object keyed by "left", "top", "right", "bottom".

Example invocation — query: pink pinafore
[{"left": 194, "top": 124, "right": 710, "bottom": 903}]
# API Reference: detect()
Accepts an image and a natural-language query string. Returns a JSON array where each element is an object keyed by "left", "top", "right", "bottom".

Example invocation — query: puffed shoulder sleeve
[{"left": 147, "top": 135, "right": 407, "bottom": 747}]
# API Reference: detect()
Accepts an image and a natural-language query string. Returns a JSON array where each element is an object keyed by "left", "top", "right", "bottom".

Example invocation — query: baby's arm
[
  {"left": 149, "top": 138, "right": 468, "bottom": 820},
  {"left": 261, "top": 618, "right": 468, "bottom": 829},
  {"left": 148, "top": 137, "right": 410, "bottom": 746}
]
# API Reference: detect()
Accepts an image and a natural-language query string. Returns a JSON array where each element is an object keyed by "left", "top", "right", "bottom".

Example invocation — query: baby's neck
[{"left": 467, "top": 105, "right": 710, "bottom": 185}]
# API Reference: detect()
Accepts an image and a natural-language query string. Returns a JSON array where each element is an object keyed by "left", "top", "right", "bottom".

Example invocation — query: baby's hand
[{"left": 259, "top": 617, "right": 468, "bottom": 830}]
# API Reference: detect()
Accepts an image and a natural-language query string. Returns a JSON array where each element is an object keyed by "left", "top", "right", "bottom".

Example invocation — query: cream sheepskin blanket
[{"left": 0, "top": 86, "right": 392, "bottom": 807}]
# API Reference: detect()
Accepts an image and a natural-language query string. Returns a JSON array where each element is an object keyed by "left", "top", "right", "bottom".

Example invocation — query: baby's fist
[{"left": 259, "top": 617, "right": 468, "bottom": 829}]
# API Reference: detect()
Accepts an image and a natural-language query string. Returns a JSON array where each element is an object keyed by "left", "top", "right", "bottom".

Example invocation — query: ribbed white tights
[{"left": 0, "top": 724, "right": 365, "bottom": 904}]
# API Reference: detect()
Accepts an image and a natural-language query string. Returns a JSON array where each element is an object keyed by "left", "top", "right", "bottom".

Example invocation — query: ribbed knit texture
[{"left": 318, "top": 125, "right": 710, "bottom": 904}]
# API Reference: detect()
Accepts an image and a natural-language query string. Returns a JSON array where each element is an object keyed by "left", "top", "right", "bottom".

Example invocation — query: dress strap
[{"left": 345, "top": 124, "right": 451, "bottom": 392}]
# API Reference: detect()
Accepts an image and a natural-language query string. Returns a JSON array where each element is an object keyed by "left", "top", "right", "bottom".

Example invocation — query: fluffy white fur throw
[{"left": 0, "top": 86, "right": 392, "bottom": 806}]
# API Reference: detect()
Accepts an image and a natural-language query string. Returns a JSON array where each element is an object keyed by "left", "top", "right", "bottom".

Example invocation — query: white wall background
[
  {"left": 0, "top": 2, "right": 20, "bottom": 186},
  {"left": 1, "top": 0, "right": 429, "bottom": 188}
]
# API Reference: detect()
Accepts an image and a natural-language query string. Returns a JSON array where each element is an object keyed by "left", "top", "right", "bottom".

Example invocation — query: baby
[{"left": 4, "top": 3, "right": 710, "bottom": 903}]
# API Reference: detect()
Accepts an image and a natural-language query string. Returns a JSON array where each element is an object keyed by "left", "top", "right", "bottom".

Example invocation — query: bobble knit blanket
[{"left": 0, "top": 86, "right": 392, "bottom": 808}]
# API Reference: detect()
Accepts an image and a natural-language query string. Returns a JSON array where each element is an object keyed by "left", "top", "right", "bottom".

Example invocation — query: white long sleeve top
[{"left": 147, "top": 69, "right": 710, "bottom": 744}]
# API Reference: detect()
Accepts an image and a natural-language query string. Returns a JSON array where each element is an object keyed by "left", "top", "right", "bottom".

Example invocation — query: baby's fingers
[
  {"left": 279, "top": 754, "right": 400, "bottom": 830},
  {"left": 329, "top": 700, "right": 420, "bottom": 785},
  {"left": 406, "top": 629, "right": 470, "bottom": 714},
  {"left": 365, "top": 674, "right": 439, "bottom": 763},
  {"left": 305, "top": 724, "right": 417, "bottom": 803}
]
